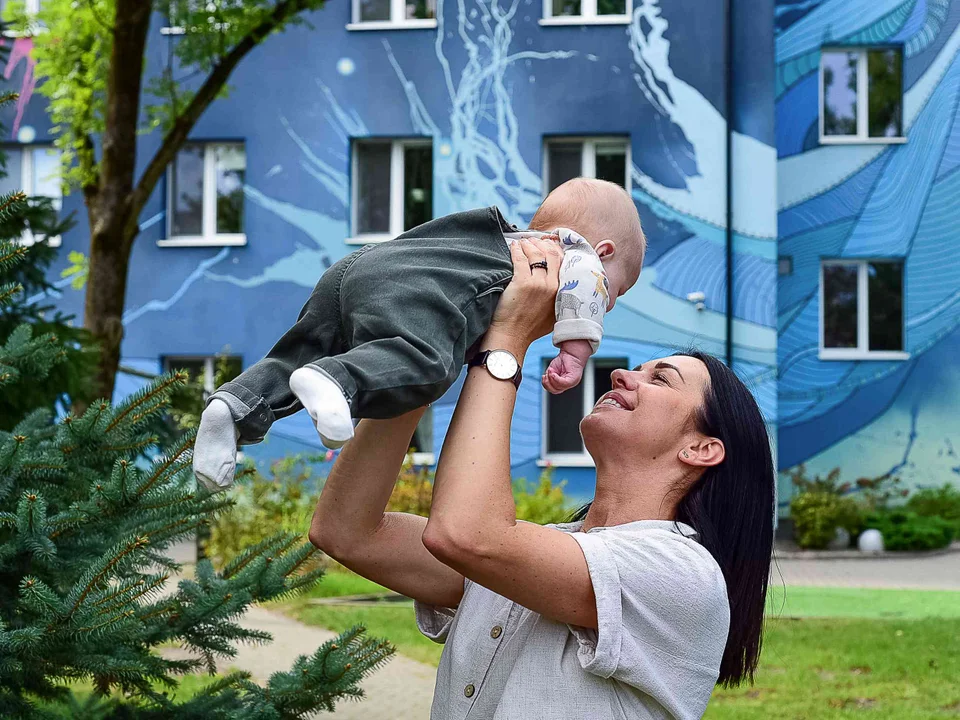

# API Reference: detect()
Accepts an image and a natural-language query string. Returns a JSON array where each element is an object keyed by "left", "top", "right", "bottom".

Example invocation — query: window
[
  {"left": 820, "top": 48, "right": 904, "bottom": 144},
  {"left": 0, "top": 0, "right": 42, "bottom": 13},
  {"left": 541, "top": 0, "right": 631, "bottom": 24},
  {"left": 162, "top": 142, "right": 245, "bottom": 247},
  {"left": 542, "top": 357, "right": 629, "bottom": 464},
  {"left": 410, "top": 406, "right": 434, "bottom": 464},
  {"left": 0, "top": 144, "right": 62, "bottom": 246},
  {"left": 350, "top": 138, "right": 432, "bottom": 243},
  {"left": 820, "top": 260, "right": 906, "bottom": 360},
  {"left": 544, "top": 137, "right": 630, "bottom": 195},
  {"left": 348, "top": 0, "right": 437, "bottom": 30},
  {"left": 161, "top": 1, "right": 241, "bottom": 34}
]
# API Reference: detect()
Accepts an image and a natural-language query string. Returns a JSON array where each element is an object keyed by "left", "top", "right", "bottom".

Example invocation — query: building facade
[{"left": 2, "top": 0, "right": 954, "bottom": 508}]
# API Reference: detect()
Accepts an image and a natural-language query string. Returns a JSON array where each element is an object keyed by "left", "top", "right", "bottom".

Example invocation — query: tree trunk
[
  {"left": 81, "top": 0, "right": 151, "bottom": 403},
  {"left": 83, "top": 229, "right": 135, "bottom": 401}
]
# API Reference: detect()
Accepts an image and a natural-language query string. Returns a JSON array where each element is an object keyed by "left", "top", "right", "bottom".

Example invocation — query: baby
[{"left": 193, "top": 178, "right": 645, "bottom": 492}]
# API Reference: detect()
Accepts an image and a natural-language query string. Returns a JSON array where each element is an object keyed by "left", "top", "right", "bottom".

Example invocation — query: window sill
[
  {"left": 158, "top": 234, "right": 247, "bottom": 248},
  {"left": 819, "top": 136, "right": 907, "bottom": 146},
  {"left": 819, "top": 350, "right": 910, "bottom": 361},
  {"left": 345, "top": 234, "right": 393, "bottom": 245},
  {"left": 538, "top": 454, "right": 596, "bottom": 468},
  {"left": 346, "top": 19, "right": 438, "bottom": 31},
  {"left": 19, "top": 233, "right": 61, "bottom": 248},
  {"left": 539, "top": 16, "right": 631, "bottom": 26},
  {"left": 409, "top": 452, "right": 436, "bottom": 466}
]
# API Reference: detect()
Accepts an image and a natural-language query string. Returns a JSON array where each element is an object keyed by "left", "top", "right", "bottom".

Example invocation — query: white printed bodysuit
[{"left": 502, "top": 228, "right": 609, "bottom": 354}]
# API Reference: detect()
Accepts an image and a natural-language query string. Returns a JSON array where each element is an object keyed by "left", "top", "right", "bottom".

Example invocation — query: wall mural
[
  {"left": 7, "top": 0, "right": 777, "bottom": 500},
  {"left": 777, "top": 0, "right": 960, "bottom": 494}
]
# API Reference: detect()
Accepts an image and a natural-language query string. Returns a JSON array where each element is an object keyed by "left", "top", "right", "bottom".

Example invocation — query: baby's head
[{"left": 529, "top": 178, "right": 645, "bottom": 309}]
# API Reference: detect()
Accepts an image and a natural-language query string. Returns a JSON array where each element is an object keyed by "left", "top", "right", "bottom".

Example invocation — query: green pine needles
[{"left": 0, "top": 189, "right": 392, "bottom": 718}]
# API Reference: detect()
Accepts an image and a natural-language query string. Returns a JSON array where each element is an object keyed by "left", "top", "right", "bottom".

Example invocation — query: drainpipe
[{"left": 724, "top": 0, "right": 735, "bottom": 367}]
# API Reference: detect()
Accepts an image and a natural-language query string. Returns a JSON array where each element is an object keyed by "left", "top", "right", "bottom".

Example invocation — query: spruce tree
[{"left": 0, "top": 143, "right": 391, "bottom": 720}]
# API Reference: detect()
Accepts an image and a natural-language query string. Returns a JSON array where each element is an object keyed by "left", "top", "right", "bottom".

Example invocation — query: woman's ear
[
  {"left": 595, "top": 239, "right": 617, "bottom": 260},
  {"left": 678, "top": 438, "right": 725, "bottom": 468}
]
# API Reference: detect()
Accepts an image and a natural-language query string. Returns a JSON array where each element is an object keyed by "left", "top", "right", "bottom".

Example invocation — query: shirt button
[
  {"left": 464, "top": 684, "right": 475, "bottom": 698},
  {"left": 490, "top": 625, "right": 502, "bottom": 639}
]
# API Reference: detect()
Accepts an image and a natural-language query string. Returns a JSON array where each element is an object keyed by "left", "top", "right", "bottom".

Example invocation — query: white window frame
[
  {"left": 819, "top": 259, "right": 909, "bottom": 361},
  {"left": 539, "top": 357, "right": 628, "bottom": 467},
  {"left": 160, "top": 142, "right": 246, "bottom": 248},
  {"left": 540, "top": 0, "right": 632, "bottom": 26},
  {"left": 1, "top": 0, "right": 44, "bottom": 36},
  {"left": 542, "top": 136, "right": 631, "bottom": 196},
  {"left": 348, "top": 138, "right": 432, "bottom": 245},
  {"left": 3, "top": 144, "right": 62, "bottom": 247},
  {"left": 819, "top": 47, "right": 907, "bottom": 146},
  {"left": 347, "top": 0, "right": 438, "bottom": 31}
]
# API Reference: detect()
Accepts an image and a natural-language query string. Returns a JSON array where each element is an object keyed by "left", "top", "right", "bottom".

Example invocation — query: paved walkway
[
  {"left": 772, "top": 547, "right": 960, "bottom": 590},
  {"left": 160, "top": 603, "right": 436, "bottom": 719}
]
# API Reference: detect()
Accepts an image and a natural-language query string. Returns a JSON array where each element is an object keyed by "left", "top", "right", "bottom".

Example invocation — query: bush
[
  {"left": 865, "top": 510, "right": 955, "bottom": 551},
  {"left": 854, "top": 472, "right": 909, "bottom": 511},
  {"left": 386, "top": 455, "right": 434, "bottom": 517},
  {"left": 207, "top": 455, "right": 322, "bottom": 569},
  {"left": 513, "top": 468, "right": 574, "bottom": 525},
  {"left": 790, "top": 491, "right": 862, "bottom": 549},
  {"left": 906, "top": 484, "right": 960, "bottom": 536}
]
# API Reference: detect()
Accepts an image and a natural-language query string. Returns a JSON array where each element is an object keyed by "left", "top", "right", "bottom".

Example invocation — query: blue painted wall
[
  {"left": 776, "top": 0, "right": 960, "bottom": 499},
  {"left": 2, "top": 0, "right": 777, "bottom": 503}
]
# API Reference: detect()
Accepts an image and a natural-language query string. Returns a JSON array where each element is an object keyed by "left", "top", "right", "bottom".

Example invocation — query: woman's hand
[{"left": 487, "top": 237, "right": 563, "bottom": 351}]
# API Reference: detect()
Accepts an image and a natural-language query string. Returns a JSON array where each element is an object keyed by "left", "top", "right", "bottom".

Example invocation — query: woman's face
[{"left": 581, "top": 355, "right": 711, "bottom": 463}]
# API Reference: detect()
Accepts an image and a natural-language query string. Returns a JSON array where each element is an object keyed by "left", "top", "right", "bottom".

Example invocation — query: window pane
[
  {"left": 0, "top": 148, "right": 22, "bottom": 197},
  {"left": 356, "top": 143, "right": 391, "bottom": 235},
  {"left": 171, "top": 144, "right": 204, "bottom": 237},
  {"left": 404, "top": 144, "right": 432, "bottom": 231},
  {"left": 411, "top": 407, "right": 433, "bottom": 454},
  {"left": 822, "top": 51, "right": 859, "bottom": 136},
  {"left": 359, "top": 0, "right": 390, "bottom": 21},
  {"left": 868, "top": 49, "right": 903, "bottom": 138},
  {"left": 597, "top": 0, "right": 626, "bottom": 14},
  {"left": 547, "top": 142, "right": 582, "bottom": 193},
  {"left": 164, "top": 357, "right": 207, "bottom": 383},
  {"left": 822, "top": 264, "right": 859, "bottom": 349},
  {"left": 215, "top": 144, "right": 245, "bottom": 234},
  {"left": 592, "top": 359, "right": 629, "bottom": 404},
  {"left": 551, "top": 0, "right": 581, "bottom": 17},
  {"left": 405, "top": 0, "right": 435, "bottom": 19},
  {"left": 545, "top": 356, "right": 584, "bottom": 454},
  {"left": 868, "top": 262, "right": 903, "bottom": 351},
  {"left": 595, "top": 143, "right": 627, "bottom": 188},
  {"left": 31, "top": 146, "right": 61, "bottom": 202}
]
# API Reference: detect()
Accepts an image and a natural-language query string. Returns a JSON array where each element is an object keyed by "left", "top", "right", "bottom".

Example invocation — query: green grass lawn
[
  {"left": 279, "top": 569, "right": 960, "bottom": 716},
  {"left": 767, "top": 585, "right": 960, "bottom": 620},
  {"left": 706, "top": 617, "right": 960, "bottom": 719}
]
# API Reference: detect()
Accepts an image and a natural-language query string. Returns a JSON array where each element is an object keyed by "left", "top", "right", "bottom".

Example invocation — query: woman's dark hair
[{"left": 570, "top": 350, "right": 775, "bottom": 687}]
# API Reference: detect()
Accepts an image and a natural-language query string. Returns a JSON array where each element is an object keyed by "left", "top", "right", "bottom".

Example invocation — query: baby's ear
[{"left": 595, "top": 240, "right": 617, "bottom": 259}]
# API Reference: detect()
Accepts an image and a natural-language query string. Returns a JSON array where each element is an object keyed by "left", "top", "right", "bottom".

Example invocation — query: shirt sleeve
[
  {"left": 414, "top": 601, "right": 458, "bottom": 644},
  {"left": 553, "top": 237, "right": 607, "bottom": 354},
  {"left": 568, "top": 529, "right": 730, "bottom": 719}
]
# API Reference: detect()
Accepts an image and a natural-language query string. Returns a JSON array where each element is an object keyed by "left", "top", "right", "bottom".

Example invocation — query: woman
[{"left": 310, "top": 237, "right": 775, "bottom": 719}]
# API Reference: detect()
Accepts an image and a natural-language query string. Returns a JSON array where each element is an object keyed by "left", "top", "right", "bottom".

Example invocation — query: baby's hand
[{"left": 542, "top": 341, "right": 591, "bottom": 394}]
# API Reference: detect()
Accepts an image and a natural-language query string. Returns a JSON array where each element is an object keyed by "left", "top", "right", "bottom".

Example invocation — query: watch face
[{"left": 486, "top": 350, "right": 518, "bottom": 380}]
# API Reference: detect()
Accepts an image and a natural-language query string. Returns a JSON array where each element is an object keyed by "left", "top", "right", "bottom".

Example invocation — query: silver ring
[{"left": 530, "top": 260, "right": 549, "bottom": 271}]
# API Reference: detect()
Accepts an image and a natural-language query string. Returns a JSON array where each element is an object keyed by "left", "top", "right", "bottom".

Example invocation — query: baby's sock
[
  {"left": 193, "top": 398, "right": 241, "bottom": 492},
  {"left": 290, "top": 366, "right": 355, "bottom": 449}
]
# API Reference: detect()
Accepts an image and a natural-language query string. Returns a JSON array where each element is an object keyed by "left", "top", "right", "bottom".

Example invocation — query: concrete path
[
  {"left": 772, "top": 547, "right": 960, "bottom": 590},
  {"left": 161, "top": 604, "right": 436, "bottom": 719}
]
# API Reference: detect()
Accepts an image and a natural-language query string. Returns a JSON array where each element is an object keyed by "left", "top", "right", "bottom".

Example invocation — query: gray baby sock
[
  {"left": 193, "top": 398, "right": 241, "bottom": 493},
  {"left": 289, "top": 366, "right": 354, "bottom": 449}
]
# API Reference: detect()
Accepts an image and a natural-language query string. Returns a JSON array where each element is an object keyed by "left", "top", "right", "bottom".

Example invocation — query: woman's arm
[
  {"left": 422, "top": 239, "right": 599, "bottom": 628},
  {"left": 309, "top": 408, "right": 465, "bottom": 608}
]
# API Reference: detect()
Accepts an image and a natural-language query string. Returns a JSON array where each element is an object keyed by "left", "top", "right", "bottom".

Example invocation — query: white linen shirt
[{"left": 415, "top": 520, "right": 730, "bottom": 720}]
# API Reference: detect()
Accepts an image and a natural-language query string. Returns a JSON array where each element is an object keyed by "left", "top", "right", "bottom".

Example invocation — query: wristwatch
[{"left": 468, "top": 349, "right": 523, "bottom": 389}]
